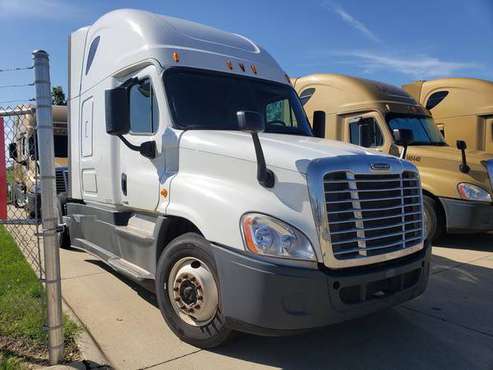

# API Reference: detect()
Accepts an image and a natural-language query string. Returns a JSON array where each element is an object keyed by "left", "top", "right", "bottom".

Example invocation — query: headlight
[
  {"left": 240, "top": 213, "right": 316, "bottom": 261},
  {"left": 457, "top": 183, "right": 491, "bottom": 202}
]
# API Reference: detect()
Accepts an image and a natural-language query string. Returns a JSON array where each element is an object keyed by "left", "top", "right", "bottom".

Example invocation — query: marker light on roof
[
  {"left": 226, "top": 60, "right": 233, "bottom": 70},
  {"left": 172, "top": 52, "right": 180, "bottom": 62},
  {"left": 251, "top": 64, "right": 257, "bottom": 74},
  {"left": 239, "top": 63, "right": 246, "bottom": 72}
]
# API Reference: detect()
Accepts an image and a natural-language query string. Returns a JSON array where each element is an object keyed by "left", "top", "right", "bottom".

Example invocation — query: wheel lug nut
[
  {"left": 173, "top": 287, "right": 178, "bottom": 292},
  {"left": 197, "top": 296, "right": 203, "bottom": 301},
  {"left": 174, "top": 297, "right": 181, "bottom": 301},
  {"left": 195, "top": 305, "right": 201, "bottom": 309},
  {"left": 188, "top": 308, "right": 194, "bottom": 313}
]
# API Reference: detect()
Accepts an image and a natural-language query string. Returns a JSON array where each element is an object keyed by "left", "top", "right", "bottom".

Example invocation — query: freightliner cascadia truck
[
  {"left": 403, "top": 78, "right": 493, "bottom": 153},
  {"left": 62, "top": 10, "right": 430, "bottom": 348},
  {"left": 292, "top": 74, "right": 493, "bottom": 242}
]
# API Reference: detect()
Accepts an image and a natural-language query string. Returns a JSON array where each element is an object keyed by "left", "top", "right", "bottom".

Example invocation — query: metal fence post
[{"left": 33, "top": 49, "right": 64, "bottom": 365}]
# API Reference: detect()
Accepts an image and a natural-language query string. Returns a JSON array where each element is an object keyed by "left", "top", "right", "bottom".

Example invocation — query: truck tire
[
  {"left": 155, "top": 233, "right": 233, "bottom": 348},
  {"left": 56, "top": 192, "right": 71, "bottom": 249},
  {"left": 423, "top": 195, "right": 443, "bottom": 242}
]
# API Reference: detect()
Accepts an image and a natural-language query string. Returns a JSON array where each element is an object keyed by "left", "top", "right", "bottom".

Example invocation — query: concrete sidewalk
[{"left": 59, "top": 234, "right": 493, "bottom": 370}]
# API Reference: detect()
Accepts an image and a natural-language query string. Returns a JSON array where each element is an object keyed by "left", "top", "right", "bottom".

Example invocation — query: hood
[
  {"left": 179, "top": 131, "right": 387, "bottom": 173},
  {"left": 407, "top": 145, "right": 493, "bottom": 190},
  {"left": 408, "top": 145, "right": 492, "bottom": 167}
]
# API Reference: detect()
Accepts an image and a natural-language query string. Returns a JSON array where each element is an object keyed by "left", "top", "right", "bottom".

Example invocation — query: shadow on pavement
[
  {"left": 81, "top": 239, "right": 493, "bottom": 370},
  {"left": 209, "top": 252, "right": 493, "bottom": 370},
  {"left": 434, "top": 232, "right": 493, "bottom": 252},
  {"left": 85, "top": 259, "right": 157, "bottom": 304}
]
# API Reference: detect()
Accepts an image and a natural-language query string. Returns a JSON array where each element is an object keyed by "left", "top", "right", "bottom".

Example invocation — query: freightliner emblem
[{"left": 370, "top": 163, "right": 391, "bottom": 171}]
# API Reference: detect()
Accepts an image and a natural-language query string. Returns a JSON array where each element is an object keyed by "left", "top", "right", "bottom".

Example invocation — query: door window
[
  {"left": 349, "top": 117, "right": 384, "bottom": 147},
  {"left": 129, "top": 79, "right": 159, "bottom": 134}
]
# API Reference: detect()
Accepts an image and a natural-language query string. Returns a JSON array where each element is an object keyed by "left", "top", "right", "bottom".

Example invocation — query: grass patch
[
  {"left": 0, "top": 352, "right": 27, "bottom": 370},
  {"left": 0, "top": 225, "right": 80, "bottom": 366},
  {"left": 6, "top": 168, "right": 13, "bottom": 184}
]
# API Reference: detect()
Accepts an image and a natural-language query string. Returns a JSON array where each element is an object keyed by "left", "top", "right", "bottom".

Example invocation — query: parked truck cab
[
  {"left": 403, "top": 78, "right": 493, "bottom": 153},
  {"left": 8, "top": 105, "right": 68, "bottom": 218},
  {"left": 65, "top": 10, "right": 430, "bottom": 348},
  {"left": 293, "top": 74, "right": 493, "bottom": 241}
]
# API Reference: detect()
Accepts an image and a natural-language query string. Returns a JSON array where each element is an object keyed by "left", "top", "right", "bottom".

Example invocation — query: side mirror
[
  {"left": 392, "top": 128, "right": 414, "bottom": 146},
  {"left": 237, "top": 110, "right": 265, "bottom": 133},
  {"left": 8, "top": 143, "right": 17, "bottom": 159},
  {"left": 105, "top": 87, "right": 130, "bottom": 135},
  {"left": 393, "top": 128, "right": 414, "bottom": 159},
  {"left": 358, "top": 124, "right": 372, "bottom": 148},
  {"left": 28, "top": 136, "right": 38, "bottom": 160},
  {"left": 312, "top": 111, "right": 326, "bottom": 138},
  {"left": 456, "top": 140, "right": 467, "bottom": 151}
]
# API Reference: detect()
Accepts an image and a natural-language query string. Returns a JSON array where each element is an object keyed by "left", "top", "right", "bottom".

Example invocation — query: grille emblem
[{"left": 370, "top": 163, "right": 390, "bottom": 171}]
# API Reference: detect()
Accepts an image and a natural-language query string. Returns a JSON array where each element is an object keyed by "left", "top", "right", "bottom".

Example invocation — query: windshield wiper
[{"left": 410, "top": 141, "right": 447, "bottom": 146}]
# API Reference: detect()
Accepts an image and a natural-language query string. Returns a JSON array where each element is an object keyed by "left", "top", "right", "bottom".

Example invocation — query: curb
[{"left": 61, "top": 298, "right": 113, "bottom": 369}]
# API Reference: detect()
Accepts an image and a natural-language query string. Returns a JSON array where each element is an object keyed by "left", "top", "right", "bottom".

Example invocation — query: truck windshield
[
  {"left": 164, "top": 68, "right": 312, "bottom": 136},
  {"left": 387, "top": 114, "right": 447, "bottom": 146}
]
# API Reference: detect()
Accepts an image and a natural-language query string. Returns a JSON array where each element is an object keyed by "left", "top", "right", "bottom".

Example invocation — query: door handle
[{"left": 121, "top": 173, "right": 127, "bottom": 196}]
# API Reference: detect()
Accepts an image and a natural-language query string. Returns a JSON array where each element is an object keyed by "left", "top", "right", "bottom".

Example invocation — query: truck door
[
  {"left": 119, "top": 67, "right": 163, "bottom": 211},
  {"left": 484, "top": 117, "right": 493, "bottom": 153},
  {"left": 345, "top": 113, "right": 388, "bottom": 152}
]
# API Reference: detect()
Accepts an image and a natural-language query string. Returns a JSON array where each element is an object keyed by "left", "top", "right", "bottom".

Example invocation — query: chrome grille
[{"left": 324, "top": 171, "right": 423, "bottom": 260}]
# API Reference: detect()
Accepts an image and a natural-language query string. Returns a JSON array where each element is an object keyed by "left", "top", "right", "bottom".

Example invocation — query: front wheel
[
  {"left": 155, "top": 233, "right": 232, "bottom": 348},
  {"left": 423, "top": 195, "right": 444, "bottom": 242}
]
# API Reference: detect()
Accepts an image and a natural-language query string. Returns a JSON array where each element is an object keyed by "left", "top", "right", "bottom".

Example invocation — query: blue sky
[{"left": 0, "top": 0, "right": 491, "bottom": 105}]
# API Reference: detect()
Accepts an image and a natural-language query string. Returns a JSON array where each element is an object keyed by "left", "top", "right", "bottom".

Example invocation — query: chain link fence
[{"left": 1, "top": 105, "right": 45, "bottom": 279}]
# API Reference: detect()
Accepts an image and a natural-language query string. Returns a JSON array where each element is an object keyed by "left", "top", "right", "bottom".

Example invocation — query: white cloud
[
  {"left": 323, "top": 2, "right": 381, "bottom": 43},
  {"left": 0, "top": 0, "right": 81, "bottom": 19},
  {"left": 334, "top": 50, "right": 479, "bottom": 78}
]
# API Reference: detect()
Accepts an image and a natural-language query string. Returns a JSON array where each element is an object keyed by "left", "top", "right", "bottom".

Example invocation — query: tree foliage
[{"left": 51, "top": 86, "right": 66, "bottom": 106}]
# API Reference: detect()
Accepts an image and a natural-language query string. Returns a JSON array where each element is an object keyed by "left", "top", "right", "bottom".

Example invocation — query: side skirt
[{"left": 66, "top": 202, "right": 166, "bottom": 281}]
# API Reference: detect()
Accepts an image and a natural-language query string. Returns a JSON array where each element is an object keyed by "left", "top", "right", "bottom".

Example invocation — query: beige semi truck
[
  {"left": 292, "top": 74, "right": 493, "bottom": 241},
  {"left": 403, "top": 78, "right": 493, "bottom": 153},
  {"left": 8, "top": 105, "right": 68, "bottom": 218}
]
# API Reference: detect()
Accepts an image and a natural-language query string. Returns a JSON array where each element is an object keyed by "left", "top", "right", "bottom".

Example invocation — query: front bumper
[
  {"left": 440, "top": 197, "right": 493, "bottom": 233},
  {"left": 212, "top": 241, "right": 431, "bottom": 336}
]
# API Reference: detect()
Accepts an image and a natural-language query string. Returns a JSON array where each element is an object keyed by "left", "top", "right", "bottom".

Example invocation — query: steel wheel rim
[{"left": 167, "top": 256, "right": 218, "bottom": 327}]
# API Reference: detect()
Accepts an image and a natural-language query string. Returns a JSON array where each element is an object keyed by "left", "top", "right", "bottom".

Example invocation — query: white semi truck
[{"left": 63, "top": 9, "right": 430, "bottom": 348}]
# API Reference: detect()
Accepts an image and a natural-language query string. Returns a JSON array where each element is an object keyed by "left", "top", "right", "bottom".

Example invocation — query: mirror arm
[
  {"left": 401, "top": 144, "right": 408, "bottom": 160},
  {"left": 118, "top": 135, "right": 156, "bottom": 159},
  {"left": 251, "top": 132, "right": 274, "bottom": 188},
  {"left": 459, "top": 148, "right": 470, "bottom": 173},
  {"left": 118, "top": 134, "right": 141, "bottom": 152}
]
